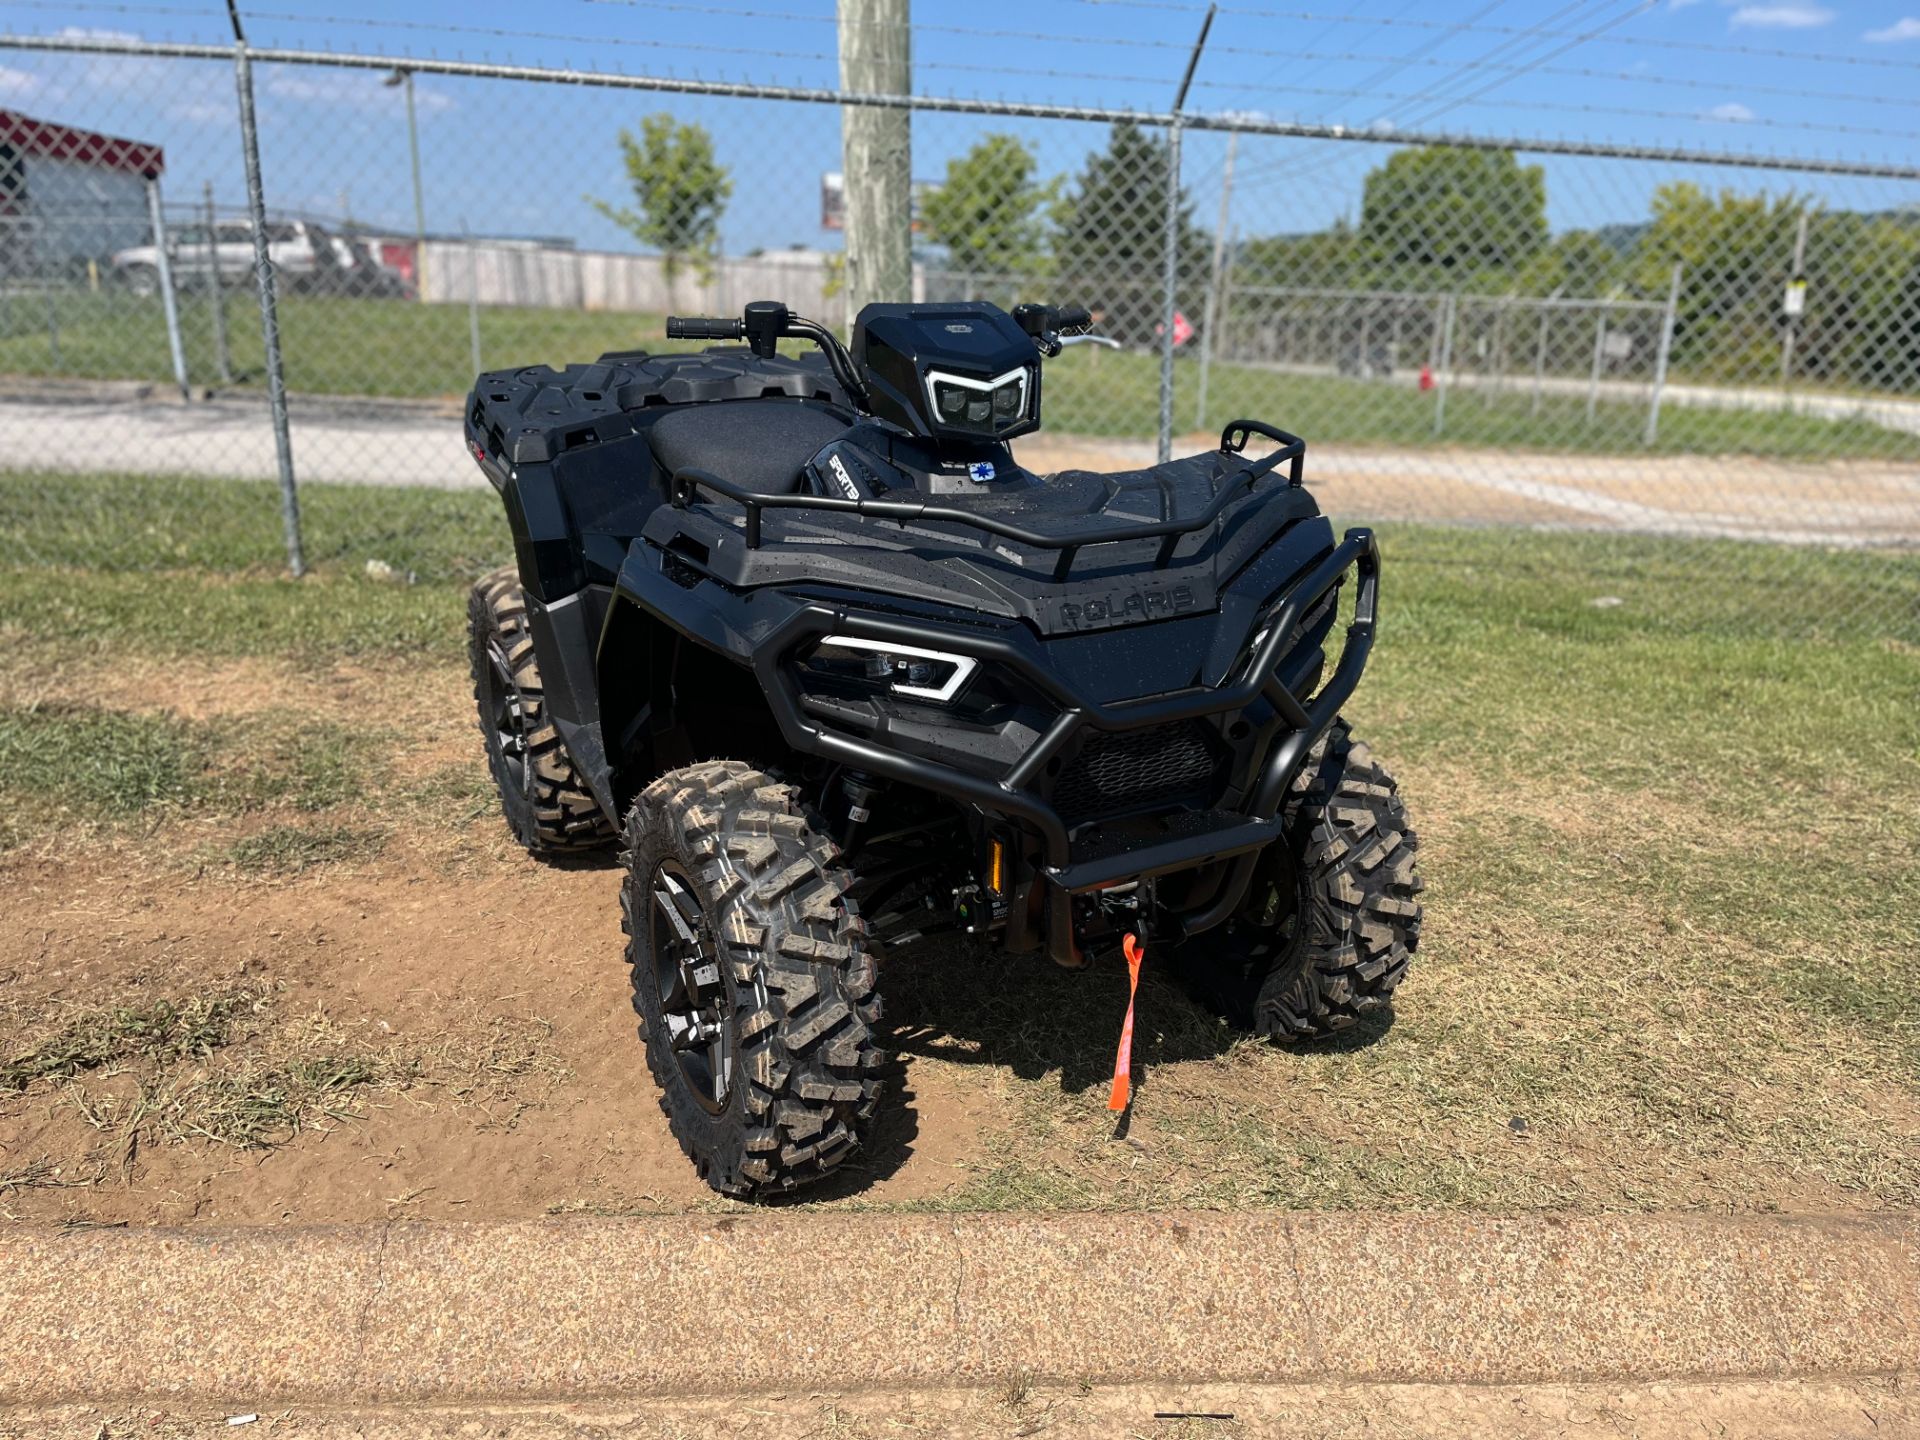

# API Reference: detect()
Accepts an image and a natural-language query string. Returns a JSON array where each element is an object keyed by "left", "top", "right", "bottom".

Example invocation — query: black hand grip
[
  {"left": 666, "top": 315, "right": 745, "bottom": 340},
  {"left": 1052, "top": 305, "right": 1093, "bottom": 334}
]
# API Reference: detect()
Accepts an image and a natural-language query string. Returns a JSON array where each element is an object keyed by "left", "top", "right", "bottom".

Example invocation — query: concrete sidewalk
[
  {"left": 5, "top": 1379, "right": 1916, "bottom": 1439},
  {"left": 3, "top": 1211, "right": 1915, "bottom": 1409}
]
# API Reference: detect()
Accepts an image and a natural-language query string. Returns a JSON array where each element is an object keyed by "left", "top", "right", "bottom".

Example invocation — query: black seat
[{"left": 646, "top": 399, "right": 849, "bottom": 496}]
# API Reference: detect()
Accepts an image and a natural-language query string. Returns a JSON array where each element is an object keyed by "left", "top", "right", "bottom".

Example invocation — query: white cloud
[
  {"left": 1864, "top": 16, "right": 1920, "bottom": 40},
  {"left": 1728, "top": 4, "right": 1834, "bottom": 28},
  {"left": 49, "top": 25, "right": 143, "bottom": 44},
  {"left": 0, "top": 64, "right": 41, "bottom": 98},
  {"left": 263, "top": 67, "right": 456, "bottom": 115},
  {"left": 1703, "top": 101, "right": 1758, "bottom": 121}
]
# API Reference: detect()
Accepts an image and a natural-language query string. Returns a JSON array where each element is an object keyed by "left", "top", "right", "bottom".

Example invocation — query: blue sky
[{"left": 1, "top": 1, "right": 1916, "bottom": 253}]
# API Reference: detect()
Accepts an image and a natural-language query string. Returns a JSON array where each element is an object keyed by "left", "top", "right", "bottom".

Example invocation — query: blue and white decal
[{"left": 967, "top": 460, "right": 996, "bottom": 483}]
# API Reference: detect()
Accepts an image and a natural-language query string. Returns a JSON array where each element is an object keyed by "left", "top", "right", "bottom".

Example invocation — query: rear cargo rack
[{"left": 668, "top": 418, "right": 1304, "bottom": 576}]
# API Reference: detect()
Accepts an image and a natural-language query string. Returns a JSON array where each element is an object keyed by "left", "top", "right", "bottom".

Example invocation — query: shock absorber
[{"left": 836, "top": 770, "right": 881, "bottom": 852}]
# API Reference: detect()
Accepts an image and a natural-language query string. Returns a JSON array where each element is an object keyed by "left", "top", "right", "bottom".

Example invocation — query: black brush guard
[{"left": 678, "top": 421, "right": 1378, "bottom": 959}]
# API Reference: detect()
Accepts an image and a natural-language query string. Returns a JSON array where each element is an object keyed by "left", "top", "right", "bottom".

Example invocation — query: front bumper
[{"left": 751, "top": 527, "right": 1381, "bottom": 944}]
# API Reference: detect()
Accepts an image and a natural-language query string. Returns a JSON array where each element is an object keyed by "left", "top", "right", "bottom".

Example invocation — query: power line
[
  {"left": 1354, "top": 0, "right": 1612, "bottom": 129},
  {"left": 1209, "top": 5, "right": 1920, "bottom": 69},
  {"left": 240, "top": 9, "right": 837, "bottom": 66},
  {"left": 1339, "top": 0, "right": 1517, "bottom": 108},
  {"left": 1190, "top": 48, "right": 1920, "bottom": 112},
  {"left": 1402, "top": 0, "right": 1659, "bottom": 130}
]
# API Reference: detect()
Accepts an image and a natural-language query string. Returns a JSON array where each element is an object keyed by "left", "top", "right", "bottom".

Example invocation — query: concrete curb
[{"left": 4, "top": 1212, "right": 1915, "bottom": 1405}]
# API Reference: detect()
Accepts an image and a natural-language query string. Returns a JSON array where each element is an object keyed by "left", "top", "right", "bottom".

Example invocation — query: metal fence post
[
  {"left": 1530, "top": 291, "right": 1558, "bottom": 418},
  {"left": 143, "top": 175, "right": 191, "bottom": 399},
  {"left": 463, "top": 220, "right": 482, "bottom": 377},
  {"left": 204, "top": 180, "right": 233, "bottom": 385},
  {"left": 1586, "top": 306, "right": 1607, "bottom": 425},
  {"left": 1644, "top": 261, "right": 1683, "bottom": 447},
  {"left": 41, "top": 281, "right": 60, "bottom": 369},
  {"left": 229, "top": 2, "right": 304, "bottom": 578},
  {"left": 1433, "top": 292, "right": 1457, "bottom": 436}
]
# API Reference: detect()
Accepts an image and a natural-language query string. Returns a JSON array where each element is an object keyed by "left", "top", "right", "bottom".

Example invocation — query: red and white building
[{"left": 0, "top": 109, "right": 165, "bottom": 275}]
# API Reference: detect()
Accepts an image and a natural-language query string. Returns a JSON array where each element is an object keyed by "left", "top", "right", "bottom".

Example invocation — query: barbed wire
[
  {"left": 238, "top": 9, "right": 838, "bottom": 66},
  {"left": 24, "top": 0, "right": 1899, "bottom": 117},
  {"left": 1200, "top": 48, "right": 1920, "bottom": 112},
  {"left": 1399, "top": 0, "right": 1658, "bottom": 131},
  {"left": 528, "top": 0, "right": 1920, "bottom": 71}
]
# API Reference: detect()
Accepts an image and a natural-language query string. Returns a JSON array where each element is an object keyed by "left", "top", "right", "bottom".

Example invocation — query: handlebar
[
  {"left": 666, "top": 302, "right": 872, "bottom": 410},
  {"left": 665, "top": 316, "right": 746, "bottom": 341},
  {"left": 1051, "top": 304, "right": 1093, "bottom": 335}
]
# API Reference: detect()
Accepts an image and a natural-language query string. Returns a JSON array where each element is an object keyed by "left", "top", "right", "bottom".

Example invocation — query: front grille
[{"left": 1051, "top": 719, "right": 1224, "bottom": 825}]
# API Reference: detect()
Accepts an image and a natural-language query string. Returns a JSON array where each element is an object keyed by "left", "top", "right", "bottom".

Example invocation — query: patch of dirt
[{"left": 0, "top": 848, "right": 1014, "bottom": 1224}]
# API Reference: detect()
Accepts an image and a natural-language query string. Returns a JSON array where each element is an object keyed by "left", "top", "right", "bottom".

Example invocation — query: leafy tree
[
  {"left": 920, "top": 134, "right": 1059, "bottom": 279},
  {"left": 589, "top": 114, "right": 732, "bottom": 301},
  {"left": 1514, "top": 229, "right": 1621, "bottom": 298},
  {"left": 1866, "top": 248, "right": 1920, "bottom": 393},
  {"left": 1235, "top": 219, "right": 1363, "bottom": 289},
  {"left": 1629, "top": 183, "right": 1804, "bottom": 376},
  {"left": 1051, "top": 120, "right": 1203, "bottom": 343},
  {"left": 1359, "top": 146, "right": 1547, "bottom": 276}
]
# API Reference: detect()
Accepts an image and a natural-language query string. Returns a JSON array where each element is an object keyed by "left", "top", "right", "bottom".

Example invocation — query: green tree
[
  {"left": 1630, "top": 182, "right": 1802, "bottom": 376},
  {"left": 1235, "top": 219, "right": 1363, "bottom": 289},
  {"left": 920, "top": 134, "right": 1059, "bottom": 280},
  {"left": 1515, "top": 228, "right": 1621, "bottom": 298},
  {"left": 1051, "top": 120, "right": 1203, "bottom": 343},
  {"left": 1359, "top": 146, "right": 1547, "bottom": 277},
  {"left": 589, "top": 114, "right": 732, "bottom": 302}
]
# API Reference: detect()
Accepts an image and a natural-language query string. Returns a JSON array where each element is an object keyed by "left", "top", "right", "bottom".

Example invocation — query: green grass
[
  {"left": 1043, "top": 344, "right": 1920, "bottom": 460},
  {"left": 4, "top": 290, "right": 1913, "bottom": 460},
  {"left": 1, "top": 471, "right": 1916, "bottom": 1212},
  {"left": 222, "top": 822, "right": 386, "bottom": 874},
  {"left": 0, "top": 290, "right": 666, "bottom": 400},
  {"left": 0, "top": 704, "right": 364, "bottom": 840}
]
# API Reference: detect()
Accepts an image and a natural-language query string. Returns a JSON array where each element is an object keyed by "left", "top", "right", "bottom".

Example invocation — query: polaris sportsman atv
[{"left": 464, "top": 298, "right": 1422, "bottom": 1198}]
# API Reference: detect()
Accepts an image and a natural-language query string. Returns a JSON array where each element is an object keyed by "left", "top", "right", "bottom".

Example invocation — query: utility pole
[
  {"left": 837, "top": 0, "right": 911, "bottom": 330},
  {"left": 1193, "top": 128, "right": 1237, "bottom": 430},
  {"left": 1780, "top": 207, "right": 1809, "bottom": 388},
  {"left": 386, "top": 67, "right": 428, "bottom": 300}
]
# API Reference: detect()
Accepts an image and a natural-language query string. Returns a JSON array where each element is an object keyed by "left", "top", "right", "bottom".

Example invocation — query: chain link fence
[{"left": 0, "top": 32, "right": 1915, "bottom": 629}]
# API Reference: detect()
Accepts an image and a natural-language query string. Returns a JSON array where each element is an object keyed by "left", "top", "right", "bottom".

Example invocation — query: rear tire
[
  {"left": 1174, "top": 721, "right": 1422, "bottom": 1042},
  {"left": 468, "top": 565, "right": 616, "bottom": 856},
  {"left": 623, "top": 761, "right": 885, "bottom": 1198}
]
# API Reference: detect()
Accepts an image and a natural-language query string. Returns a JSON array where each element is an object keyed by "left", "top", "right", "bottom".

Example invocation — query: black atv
[{"left": 463, "top": 298, "right": 1422, "bottom": 1198}]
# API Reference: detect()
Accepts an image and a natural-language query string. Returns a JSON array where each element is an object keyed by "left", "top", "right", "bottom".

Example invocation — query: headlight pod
[
  {"left": 797, "top": 636, "right": 978, "bottom": 704},
  {"left": 924, "top": 365, "right": 1031, "bottom": 439}
]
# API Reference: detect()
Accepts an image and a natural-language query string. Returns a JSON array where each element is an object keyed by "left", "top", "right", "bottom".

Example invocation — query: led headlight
[
  {"left": 923, "top": 366, "right": 1031, "bottom": 439},
  {"left": 799, "top": 636, "right": 978, "bottom": 703}
]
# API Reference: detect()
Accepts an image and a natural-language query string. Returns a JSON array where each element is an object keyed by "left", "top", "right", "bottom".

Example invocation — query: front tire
[
  {"left": 1176, "top": 721, "right": 1422, "bottom": 1042},
  {"left": 623, "top": 761, "right": 885, "bottom": 1198},
  {"left": 467, "top": 565, "right": 617, "bottom": 857}
]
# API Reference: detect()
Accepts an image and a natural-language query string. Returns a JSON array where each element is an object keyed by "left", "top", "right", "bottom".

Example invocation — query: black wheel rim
[
  {"left": 650, "top": 859, "right": 735, "bottom": 1114},
  {"left": 483, "top": 639, "right": 530, "bottom": 797}
]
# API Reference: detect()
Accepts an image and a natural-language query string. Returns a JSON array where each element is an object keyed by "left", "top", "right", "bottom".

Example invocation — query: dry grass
[
  {"left": 1, "top": 480, "right": 1915, "bottom": 1217},
  {"left": 0, "top": 976, "right": 569, "bottom": 1195}
]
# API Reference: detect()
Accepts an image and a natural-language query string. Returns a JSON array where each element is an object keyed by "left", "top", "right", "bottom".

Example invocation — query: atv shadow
[
  {"left": 878, "top": 938, "right": 1244, "bottom": 1099},
  {"left": 788, "top": 939, "right": 1395, "bottom": 1203}
]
